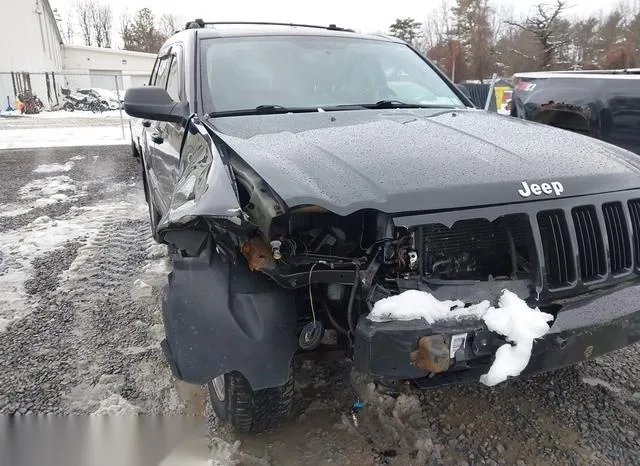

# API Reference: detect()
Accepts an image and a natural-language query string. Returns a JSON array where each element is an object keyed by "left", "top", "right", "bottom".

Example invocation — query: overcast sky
[{"left": 50, "top": 0, "right": 619, "bottom": 46}]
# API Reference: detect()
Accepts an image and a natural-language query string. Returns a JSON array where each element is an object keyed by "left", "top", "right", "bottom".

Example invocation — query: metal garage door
[{"left": 89, "top": 70, "right": 123, "bottom": 92}]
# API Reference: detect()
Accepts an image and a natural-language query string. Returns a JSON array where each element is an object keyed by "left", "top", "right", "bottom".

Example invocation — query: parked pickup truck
[
  {"left": 124, "top": 20, "right": 640, "bottom": 433},
  {"left": 510, "top": 69, "right": 640, "bottom": 155}
]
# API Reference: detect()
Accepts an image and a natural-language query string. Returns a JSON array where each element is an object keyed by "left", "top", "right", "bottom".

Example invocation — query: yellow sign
[{"left": 494, "top": 86, "right": 511, "bottom": 109}]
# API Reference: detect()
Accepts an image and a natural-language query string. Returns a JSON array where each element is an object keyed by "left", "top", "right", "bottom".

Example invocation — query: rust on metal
[
  {"left": 240, "top": 237, "right": 273, "bottom": 271},
  {"left": 410, "top": 335, "right": 451, "bottom": 373}
]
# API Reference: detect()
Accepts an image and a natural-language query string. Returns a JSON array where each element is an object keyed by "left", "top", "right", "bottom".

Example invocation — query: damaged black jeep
[{"left": 124, "top": 20, "right": 640, "bottom": 433}]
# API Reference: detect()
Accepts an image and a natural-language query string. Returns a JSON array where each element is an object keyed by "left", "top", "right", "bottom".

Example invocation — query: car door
[
  {"left": 143, "top": 51, "right": 172, "bottom": 208},
  {"left": 135, "top": 56, "right": 161, "bottom": 158},
  {"left": 149, "top": 44, "right": 186, "bottom": 212}
]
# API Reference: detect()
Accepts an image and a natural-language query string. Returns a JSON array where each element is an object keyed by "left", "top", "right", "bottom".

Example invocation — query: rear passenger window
[{"left": 166, "top": 56, "right": 180, "bottom": 102}]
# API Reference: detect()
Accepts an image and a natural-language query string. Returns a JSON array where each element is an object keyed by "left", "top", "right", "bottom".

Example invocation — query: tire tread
[{"left": 225, "top": 370, "right": 294, "bottom": 433}]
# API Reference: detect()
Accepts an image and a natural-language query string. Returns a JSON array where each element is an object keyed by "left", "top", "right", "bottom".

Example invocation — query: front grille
[
  {"left": 572, "top": 206, "right": 605, "bottom": 281},
  {"left": 603, "top": 202, "right": 632, "bottom": 274},
  {"left": 420, "top": 215, "right": 530, "bottom": 280},
  {"left": 628, "top": 199, "right": 640, "bottom": 268},
  {"left": 538, "top": 210, "right": 575, "bottom": 288},
  {"left": 416, "top": 196, "right": 640, "bottom": 294}
]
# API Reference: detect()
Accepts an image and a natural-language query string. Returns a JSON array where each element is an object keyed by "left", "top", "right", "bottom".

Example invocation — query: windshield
[{"left": 200, "top": 35, "right": 465, "bottom": 114}]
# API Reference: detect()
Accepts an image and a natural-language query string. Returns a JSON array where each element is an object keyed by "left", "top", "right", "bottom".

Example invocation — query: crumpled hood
[{"left": 207, "top": 109, "right": 640, "bottom": 215}]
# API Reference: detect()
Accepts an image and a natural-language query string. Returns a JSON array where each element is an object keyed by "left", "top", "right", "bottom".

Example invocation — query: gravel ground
[{"left": 0, "top": 140, "right": 639, "bottom": 465}]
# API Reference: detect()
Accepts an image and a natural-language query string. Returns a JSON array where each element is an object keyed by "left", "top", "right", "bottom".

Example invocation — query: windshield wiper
[
  {"left": 361, "top": 100, "right": 452, "bottom": 109},
  {"left": 255, "top": 104, "right": 289, "bottom": 113},
  {"left": 209, "top": 104, "right": 320, "bottom": 117},
  {"left": 208, "top": 101, "right": 457, "bottom": 117}
]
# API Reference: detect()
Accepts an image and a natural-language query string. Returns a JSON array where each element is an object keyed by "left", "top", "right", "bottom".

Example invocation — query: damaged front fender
[
  {"left": 161, "top": 239, "right": 297, "bottom": 390},
  {"left": 156, "top": 119, "right": 246, "bottom": 254}
]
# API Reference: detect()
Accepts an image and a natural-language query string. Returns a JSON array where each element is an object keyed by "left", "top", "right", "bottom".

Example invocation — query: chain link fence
[{"left": 1, "top": 71, "right": 151, "bottom": 139}]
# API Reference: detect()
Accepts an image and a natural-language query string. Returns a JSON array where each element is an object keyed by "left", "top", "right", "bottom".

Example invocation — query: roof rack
[{"left": 184, "top": 19, "right": 354, "bottom": 33}]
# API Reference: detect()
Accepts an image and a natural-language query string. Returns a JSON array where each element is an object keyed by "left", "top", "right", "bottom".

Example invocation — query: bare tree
[
  {"left": 423, "top": 0, "right": 453, "bottom": 51},
  {"left": 158, "top": 13, "right": 183, "bottom": 39},
  {"left": 491, "top": 4, "right": 514, "bottom": 41},
  {"left": 90, "top": 4, "right": 104, "bottom": 47},
  {"left": 55, "top": 7, "right": 76, "bottom": 44},
  {"left": 119, "top": 8, "right": 131, "bottom": 44},
  {"left": 505, "top": 0, "right": 570, "bottom": 70},
  {"left": 570, "top": 16, "right": 599, "bottom": 68},
  {"left": 75, "top": 0, "right": 96, "bottom": 46},
  {"left": 90, "top": 3, "right": 112, "bottom": 47}
]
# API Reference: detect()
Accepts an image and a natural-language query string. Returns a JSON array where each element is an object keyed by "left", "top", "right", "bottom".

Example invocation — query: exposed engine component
[
  {"left": 233, "top": 192, "right": 535, "bottom": 357},
  {"left": 408, "top": 251, "right": 419, "bottom": 270},
  {"left": 326, "top": 283, "right": 346, "bottom": 303},
  {"left": 240, "top": 237, "right": 273, "bottom": 271},
  {"left": 396, "top": 229, "right": 419, "bottom": 275},
  {"left": 298, "top": 321, "right": 324, "bottom": 350},
  {"left": 420, "top": 215, "right": 531, "bottom": 281},
  {"left": 270, "top": 240, "right": 283, "bottom": 260}
]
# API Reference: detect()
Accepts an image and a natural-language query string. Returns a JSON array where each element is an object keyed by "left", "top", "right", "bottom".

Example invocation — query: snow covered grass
[
  {"left": 0, "top": 126, "right": 127, "bottom": 149},
  {"left": 368, "top": 289, "right": 554, "bottom": 386}
]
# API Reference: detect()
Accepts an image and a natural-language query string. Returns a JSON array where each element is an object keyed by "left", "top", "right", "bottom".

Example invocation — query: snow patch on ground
[
  {"left": 0, "top": 205, "right": 33, "bottom": 218},
  {"left": 0, "top": 199, "right": 144, "bottom": 331},
  {"left": 368, "top": 289, "right": 554, "bottom": 386},
  {"left": 66, "top": 374, "right": 142, "bottom": 415},
  {"left": 91, "top": 394, "right": 142, "bottom": 415},
  {"left": 581, "top": 376, "right": 623, "bottom": 394},
  {"left": 131, "top": 279, "right": 153, "bottom": 300},
  {"left": 28, "top": 110, "right": 129, "bottom": 120},
  {"left": 208, "top": 438, "right": 270, "bottom": 466},
  {"left": 130, "top": 242, "right": 171, "bottom": 302},
  {"left": 0, "top": 126, "right": 127, "bottom": 149},
  {"left": 33, "top": 161, "right": 74, "bottom": 173},
  {"left": 18, "top": 175, "right": 83, "bottom": 207},
  {"left": 0, "top": 110, "right": 23, "bottom": 117}
]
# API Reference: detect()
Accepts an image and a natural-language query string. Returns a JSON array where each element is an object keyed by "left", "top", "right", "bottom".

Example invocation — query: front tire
[{"left": 208, "top": 369, "right": 294, "bottom": 433}]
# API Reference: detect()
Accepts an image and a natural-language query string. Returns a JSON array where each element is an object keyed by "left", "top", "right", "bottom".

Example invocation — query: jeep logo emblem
[{"left": 518, "top": 181, "right": 564, "bottom": 198}]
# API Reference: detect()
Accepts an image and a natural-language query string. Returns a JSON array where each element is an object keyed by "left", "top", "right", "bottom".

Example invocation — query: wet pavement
[{"left": 0, "top": 142, "right": 639, "bottom": 465}]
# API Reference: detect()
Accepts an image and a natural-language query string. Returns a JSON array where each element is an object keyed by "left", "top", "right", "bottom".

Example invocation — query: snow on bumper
[{"left": 354, "top": 284, "right": 640, "bottom": 387}]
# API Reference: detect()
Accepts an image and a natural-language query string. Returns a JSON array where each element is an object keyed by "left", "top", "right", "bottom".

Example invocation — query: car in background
[
  {"left": 77, "top": 88, "right": 123, "bottom": 110},
  {"left": 510, "top": 69, "right": 640, "bottom": 155}
]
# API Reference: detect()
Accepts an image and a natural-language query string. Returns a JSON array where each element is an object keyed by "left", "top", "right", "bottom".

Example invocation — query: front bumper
[{"left": 353, "top": 283, "right": 640, "bottom": 388}]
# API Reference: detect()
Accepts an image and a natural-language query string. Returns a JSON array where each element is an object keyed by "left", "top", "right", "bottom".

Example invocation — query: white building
[
  {"left": 0, "top": 0, "right": 156, "bottom": 110},
  {"left": 62, "top": 45, "right": 158, "bottom": 93}
]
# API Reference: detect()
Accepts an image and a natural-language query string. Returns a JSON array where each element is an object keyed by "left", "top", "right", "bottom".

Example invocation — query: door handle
[
  {"left": 142, "top": 120, "right": 151, "bottom": 127},
  {"left": 151, "top": 132, "right": 164, "bottom": 144}
]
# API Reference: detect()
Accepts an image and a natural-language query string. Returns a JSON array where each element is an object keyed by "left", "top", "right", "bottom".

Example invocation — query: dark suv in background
[{"left": 125, "top": 20, "right": 640, "bottom": 433}]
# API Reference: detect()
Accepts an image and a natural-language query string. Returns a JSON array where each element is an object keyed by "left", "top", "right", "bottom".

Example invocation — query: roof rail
[{"left": 184, "top": 19, "right": 354, "bottom": 32}]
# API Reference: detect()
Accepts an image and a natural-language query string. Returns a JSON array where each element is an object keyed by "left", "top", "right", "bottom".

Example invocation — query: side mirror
[{"left": 123, "top": 86, "right": 186, "bottom": 123}]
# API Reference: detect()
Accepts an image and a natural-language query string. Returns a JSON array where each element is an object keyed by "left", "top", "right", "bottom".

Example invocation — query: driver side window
[
  {"left": 154, "top": 56, "right": 171, "bottom": 88},
  {"left": 165, "top": 55, "right": 180, "bottom": 102}
]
